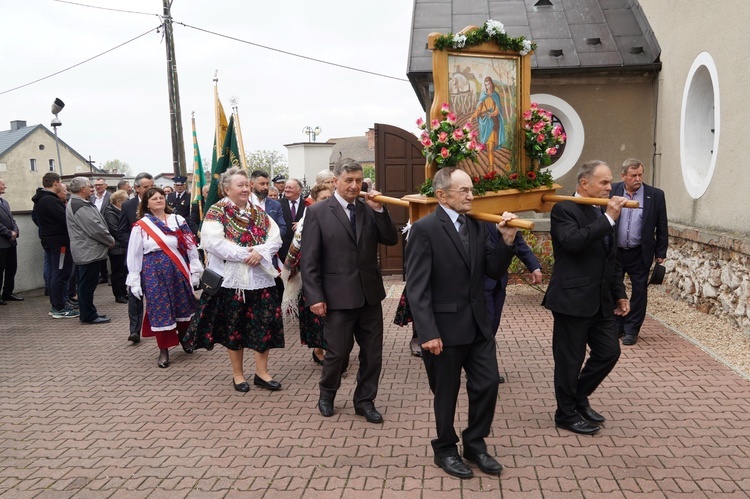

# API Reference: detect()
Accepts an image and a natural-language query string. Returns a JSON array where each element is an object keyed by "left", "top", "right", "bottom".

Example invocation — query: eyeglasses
[{"left": 445, "top": 187, "right": 473, "bottom": 197}]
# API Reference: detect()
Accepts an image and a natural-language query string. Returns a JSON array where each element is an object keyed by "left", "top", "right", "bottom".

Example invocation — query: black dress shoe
[
  {"left": 354, "top": 406, "right": 383, "bottom": 424},
  {"left": 464, "top": 451, "right": 503, "bottom": 475},
  {"left": 498, "top": 375, "right": 505, "bottom": 384},
  {"left": 0, "top": 299, "right": 5, "bottom": 306},
  {"left": 233, "top": 379, "right": 250, "bottom": 392},
  {"left": 253, "top": 374, "right": 281, "bottom": 391},
  {"left": 434, "top": 455, "right": 473, "bottom": 479},
  {"left": 556, "top": 420, "right": 600, "bottom": 435},
  {"left": 318, "top": 398, "right": 334, "bottom": 417},
  {"left": 3, "top": 294, "right": 23, "bottom": 301},
  {"left": 81, "top": 316, "right": 111, "bottom": 324},
  {"left": 115, "top": 296, "right": 128, "bottom": 304},
  {"left": 577, "top": 406, "right": 606, "bottom": 423},
  {"left": 128, "top": 332, "right": 141, "bottom": 344},
  {"left": 622, "top": 334, "right": 638, "bottom": 345}
]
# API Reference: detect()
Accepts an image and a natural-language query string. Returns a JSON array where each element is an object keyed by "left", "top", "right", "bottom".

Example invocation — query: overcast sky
[{"left": 1, "top": 0, "right": 425, "bottom": 177}]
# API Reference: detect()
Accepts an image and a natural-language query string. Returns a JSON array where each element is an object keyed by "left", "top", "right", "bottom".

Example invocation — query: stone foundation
[{"left": 666, "top": 223, "right": 750, "bottom": 333}]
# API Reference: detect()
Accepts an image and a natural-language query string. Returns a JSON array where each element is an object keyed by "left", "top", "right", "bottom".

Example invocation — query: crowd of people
[{"left": 0, "top": 155, "right": 668, "bottom": 481}]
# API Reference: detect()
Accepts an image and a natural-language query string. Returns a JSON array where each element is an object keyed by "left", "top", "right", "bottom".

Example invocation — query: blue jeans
[{"left": 46, "top": 248, "right": 73, "bottom": 311}]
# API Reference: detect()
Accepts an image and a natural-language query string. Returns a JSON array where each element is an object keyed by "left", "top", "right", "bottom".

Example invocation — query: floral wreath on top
[{"left": 432, "top": 19, "right": 536, "bottom": 55}]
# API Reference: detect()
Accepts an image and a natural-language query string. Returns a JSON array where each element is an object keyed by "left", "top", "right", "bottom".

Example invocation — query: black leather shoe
[
  {"left": 0, "top": 299, "right": 5, "bottom": 305},
  {"left": 81, "top": 316, "right": 111, "bottom": 324},
  {"left": 318, "top": 398, "right": 334, "bottom": 417},
  {"left": 128, "top": 332, "right": 141, "bottom": 344},
  {"left": 618, "top": 328, "right": 626, "bottom": 338},
  {"left": 312, "top": 351, "right": 324, "bottom": 365},
  {"left": 498, "top": 375, "right": 505, "bottom": 384},
  {"left": 434, "top": 455, "right": 473, "bottom": 479},
  {"left": 233, "top": 379, "right": 250, "bottom": 392},
  {"left": 622, "top": 334, "right": 638, "bottom": 345},
  {"left": 556, "top": 420, "right": 600, "bottom": 435},
  {"left": 115, "top": 296, "right": 128, "bottom": 304},
  {"left": 577, "top": 406, "right": 605, "bottom": 423},
  {"left": 355, "top": 406, "right": 383, "bottom": 424},
  {"left": 253, "top": 374, "right": 281, "bottom": 391},
  {"left": 3, "top": 294, "right": 23, "bottom": 301},
  {"left": 157, "top": 349, "right": 169, "bottom": 368},
  {"left": 464, "top": 451, "right": 503, "bottom": 475}
]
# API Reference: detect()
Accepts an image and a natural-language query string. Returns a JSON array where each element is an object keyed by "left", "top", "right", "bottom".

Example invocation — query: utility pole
[{"left": 163, "top": 0, "right": 187, "bottom": 177}]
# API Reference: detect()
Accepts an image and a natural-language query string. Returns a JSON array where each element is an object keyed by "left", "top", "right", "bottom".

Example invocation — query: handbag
[{"left": 199, "top": 268, "right": 224, "bottom": 297}]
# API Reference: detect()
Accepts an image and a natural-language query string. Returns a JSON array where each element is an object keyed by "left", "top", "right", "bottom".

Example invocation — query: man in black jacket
[
  {"left": 117, "top": 172, "right": 154, "bottom": 343},
  {"left": 31, "top": 172, "right": 79, "bottom": 318}
]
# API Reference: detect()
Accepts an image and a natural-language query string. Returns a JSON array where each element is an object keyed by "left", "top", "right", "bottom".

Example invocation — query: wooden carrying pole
[
  {"left": 359, "top": 193, "right": 535, "bottom": 230},
  {"left": 541, "top": 194, "right": 640, "bottom": 209}
]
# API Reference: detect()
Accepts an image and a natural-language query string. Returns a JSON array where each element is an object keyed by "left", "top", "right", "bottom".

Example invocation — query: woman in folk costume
[
  {"left": 281, "top": 183, "right": 332, "bottom": 366},
  {"left": 126, "top": 187, "right": 203, "bottom": 368},
  {"left": 186, "top": 168, "right": 285, "bottom": 393}
]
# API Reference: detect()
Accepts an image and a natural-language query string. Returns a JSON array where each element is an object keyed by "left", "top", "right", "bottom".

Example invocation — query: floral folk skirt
[
  {"left": 298, "top": 292, "right": 326, "bottom": 349},
  {"left": 185, "top": 285, "right": 284, "bottom": 352},
  {"left": 392, "top": 288, "right": 413, "bottom": 327},
  {"left": 142, "top": 251, "right": 196, "bottom": 332}
]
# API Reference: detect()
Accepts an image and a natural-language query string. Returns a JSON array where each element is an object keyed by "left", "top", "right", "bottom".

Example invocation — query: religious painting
[{"left": 447, "top": 54, "right": 520, "bottom": 178}]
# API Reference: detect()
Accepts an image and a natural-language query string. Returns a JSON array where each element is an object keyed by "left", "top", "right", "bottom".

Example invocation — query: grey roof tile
[{"left": 0, "top": 125, "right": 39, "bottom": 157}]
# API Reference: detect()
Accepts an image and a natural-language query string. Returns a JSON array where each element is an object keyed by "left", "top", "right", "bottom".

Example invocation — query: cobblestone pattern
[{"left": 1, "top": 278, "right": 750, "bottom": 497}]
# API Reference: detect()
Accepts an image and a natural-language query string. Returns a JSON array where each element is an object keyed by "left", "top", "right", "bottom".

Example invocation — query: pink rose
[
  {"left": 546, "top": 147, "right": 558, "bottom": 156},
  {"left": 441, "top": 103, "right": 451, "bottom": 113},
  {"left": 431, "top": 119, "right": 441, "bottom": 128},
  {"left": 421, "top": 137, "right": 433, "bottom": 147},
  {"left": 438, "top": 131, "right": 448, "bottom": 142},
  {"left": 464, "top": 121, "right": 472, "bottom": 130},
  {"left": 470, "top": 130, "right": 479, "bottom": 139},
  {"left": 466, "top": 140, "right": 476, "bottom": 150},
  {"left": 532, "top": 122, "right": 545, "bottom": 134},
  {"left": 545, "top": 111, "right": 553, "bottom": 120},
  {"left": 523, "top": 110, "right": 532, "bottom": 120},
  {"left": 537, "top": 133, "right": 545, "bottom": 143},
  {"left": 552, "top": 126, "right": 562, "bottom": 137},
  {"left": 530, "top": 102, "right": 538, "bottom": 109},
  {"left": 559, "top": 133, "right": 567, "bottom": 142},
  {"left": 477, "top": 142, "right": 486, "bottom": 151},
  {"left": 446, "top": 112, "right": 457, "bottom": 124},
  {"left": 440, "top": 148, "right": 450, "bottom": 159},
  {"left": 416, "top": 117, "right": 425, "bottom": 128},
  {"left": 452, "top": 129, "right": 465, "bottom": 141}
]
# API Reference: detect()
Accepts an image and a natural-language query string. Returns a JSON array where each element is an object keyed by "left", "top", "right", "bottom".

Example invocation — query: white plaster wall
[
  {"left": 284, "top": 143, "right": 335, "bottom": 188},
  {"left": 638, "top": 0, "right": 750, "bottom": 234}
]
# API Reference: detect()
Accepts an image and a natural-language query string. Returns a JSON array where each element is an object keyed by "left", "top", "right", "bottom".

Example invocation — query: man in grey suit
[
  {"left": 611, "top": 158, "right": 668, "bottom": 346},
  {"left": 301, "top": 158, "right": 398, "bottom": 423},
  {"left": 0, "top": 178, "right": 22, "bottom": 304},
  {"left": 406, "top": 167, "right": 518, "bottom": 479}
]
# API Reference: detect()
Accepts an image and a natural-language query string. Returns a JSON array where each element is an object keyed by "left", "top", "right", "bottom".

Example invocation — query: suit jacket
[
  {"left": 301, "top": 196, "right": 398, "bottom": 310},
  {"left": 279, "top": 196, "right": 305, "bottom": 260},
  {"left": 89, "top": 191, "right": 111, "bottom": 212},
  {"left": 611, "top": 182, "right": 668, "bottom": 268},
  {"left": 116, "top": 196, "right": 140, "bottom": 249},
  {"left": 0, "top": 197, "right": 19, "bottom": 249},
  {"left": 542, "top": 200, "right": 626, "bottom": 318},
  {"left": 262, "top": 198, "right": 286, "bottom": 239},
  {"left": 405, "top": 205, "right": 516, "bottom": 347},
  {"left": 167, "top": 191, "right": 191, "bottom": 218}
]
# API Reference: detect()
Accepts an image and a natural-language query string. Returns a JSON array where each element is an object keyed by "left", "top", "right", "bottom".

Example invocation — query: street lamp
[
  {"left": 302, "top": 126, "right": 321, "bottom": 143},
  {"left": 50, "top": 98, "right": 65, "bottom": 176}
]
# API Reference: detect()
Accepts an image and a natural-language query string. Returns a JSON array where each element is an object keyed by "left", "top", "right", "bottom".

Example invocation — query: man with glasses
[
  {"left": 405, "top": 167, "right": 518, "bottom": 479},
  {"left": 66, "top": 177, "right": 115, "bottom": 324}
]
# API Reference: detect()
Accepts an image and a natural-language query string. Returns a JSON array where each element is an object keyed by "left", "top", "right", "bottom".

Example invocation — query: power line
[
  {"left": 0, "top": 26, "right": 160, "bottom": 96},
  {"left": 174, "top": 21, "right": 409, "bottom": 83},
  {"left": 52, "top": 0, "right": 160, "bottom": 18}
]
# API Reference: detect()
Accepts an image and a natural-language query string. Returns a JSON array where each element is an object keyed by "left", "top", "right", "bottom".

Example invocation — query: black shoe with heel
[
  {"left": 312, "top": 351, "right": 324, "bottom": 365},
  {"left": 157, "top": 349, "right": 169, "bottom": 368}
]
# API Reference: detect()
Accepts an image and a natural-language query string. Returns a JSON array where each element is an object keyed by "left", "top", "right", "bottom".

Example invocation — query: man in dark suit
[
  {"left": 117, "top": 172, "right": 154, "bottom": 343},
  {"left": 278, "top": 178, "right": 305, "bottom": 261},
  {"left": 166, "top": 176, "right": 191, "bottom": 218},
  {"left": 405, "top": 167, "right": 518, "bottom": 479},
  {"left": 611, "top": 158, "right": 668, "bottom": 346},
  {"left": 89, "top": 178, "right": 111, "bottom": 284},
  {"left": 250, "top": 170, "right": 286, "bottom": 295},
  {"left": 543, "top": 160, "right": 630, "bottom": 436},
  {"left": 301, "top": 158, "right": 398, "bottom": 424},
  {"left": 0, "top": 178, "right": 22, "bottom": 304}
]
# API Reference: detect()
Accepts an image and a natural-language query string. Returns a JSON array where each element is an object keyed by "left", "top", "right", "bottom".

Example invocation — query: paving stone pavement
[{"left": 1, "top": 276, "right": 750, "bottom": 498}]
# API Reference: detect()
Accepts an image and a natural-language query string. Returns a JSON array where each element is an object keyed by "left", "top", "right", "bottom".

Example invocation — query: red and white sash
[{"left": 135, "top": 216, "right": 190, "bottom": 283}]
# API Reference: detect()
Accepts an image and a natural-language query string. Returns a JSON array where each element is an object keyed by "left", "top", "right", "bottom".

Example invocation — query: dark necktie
[
  {"left": 457, "top": 214, "right": 470, "bottom": 256},
  {"left": 595, "top": 207, "right": 613, "bottom": 253},
  {"left": 290, "top": 200, "right": 296, "bottom": 220},
  {"left": 347, "top": 203, "right": 357, "bottom": 236}
]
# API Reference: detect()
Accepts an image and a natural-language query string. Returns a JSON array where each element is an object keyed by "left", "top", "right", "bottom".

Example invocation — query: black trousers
[
  {"left": 320, "top": 303, "right": 383, "bottom": 409},
  {"left": 109, "top": 254, "right": 127, "bottom": 299},
  {"left": 552, "top": 310, "right": 620, "bottom": 425},
  {"left": 422, "top": 334, "right": 499, "bottom": 457},
  {"left": 77, "top": 261, "right": 102, "bottom": 322},
  {"left": 128, "top": 287, "right": 144, "bottom": 336},
  {"left": 0, "top": 246, "right": 17, "bottom": 298},
  {"left": 616, "top": 247, "right": 649, "bottom": 336}
]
